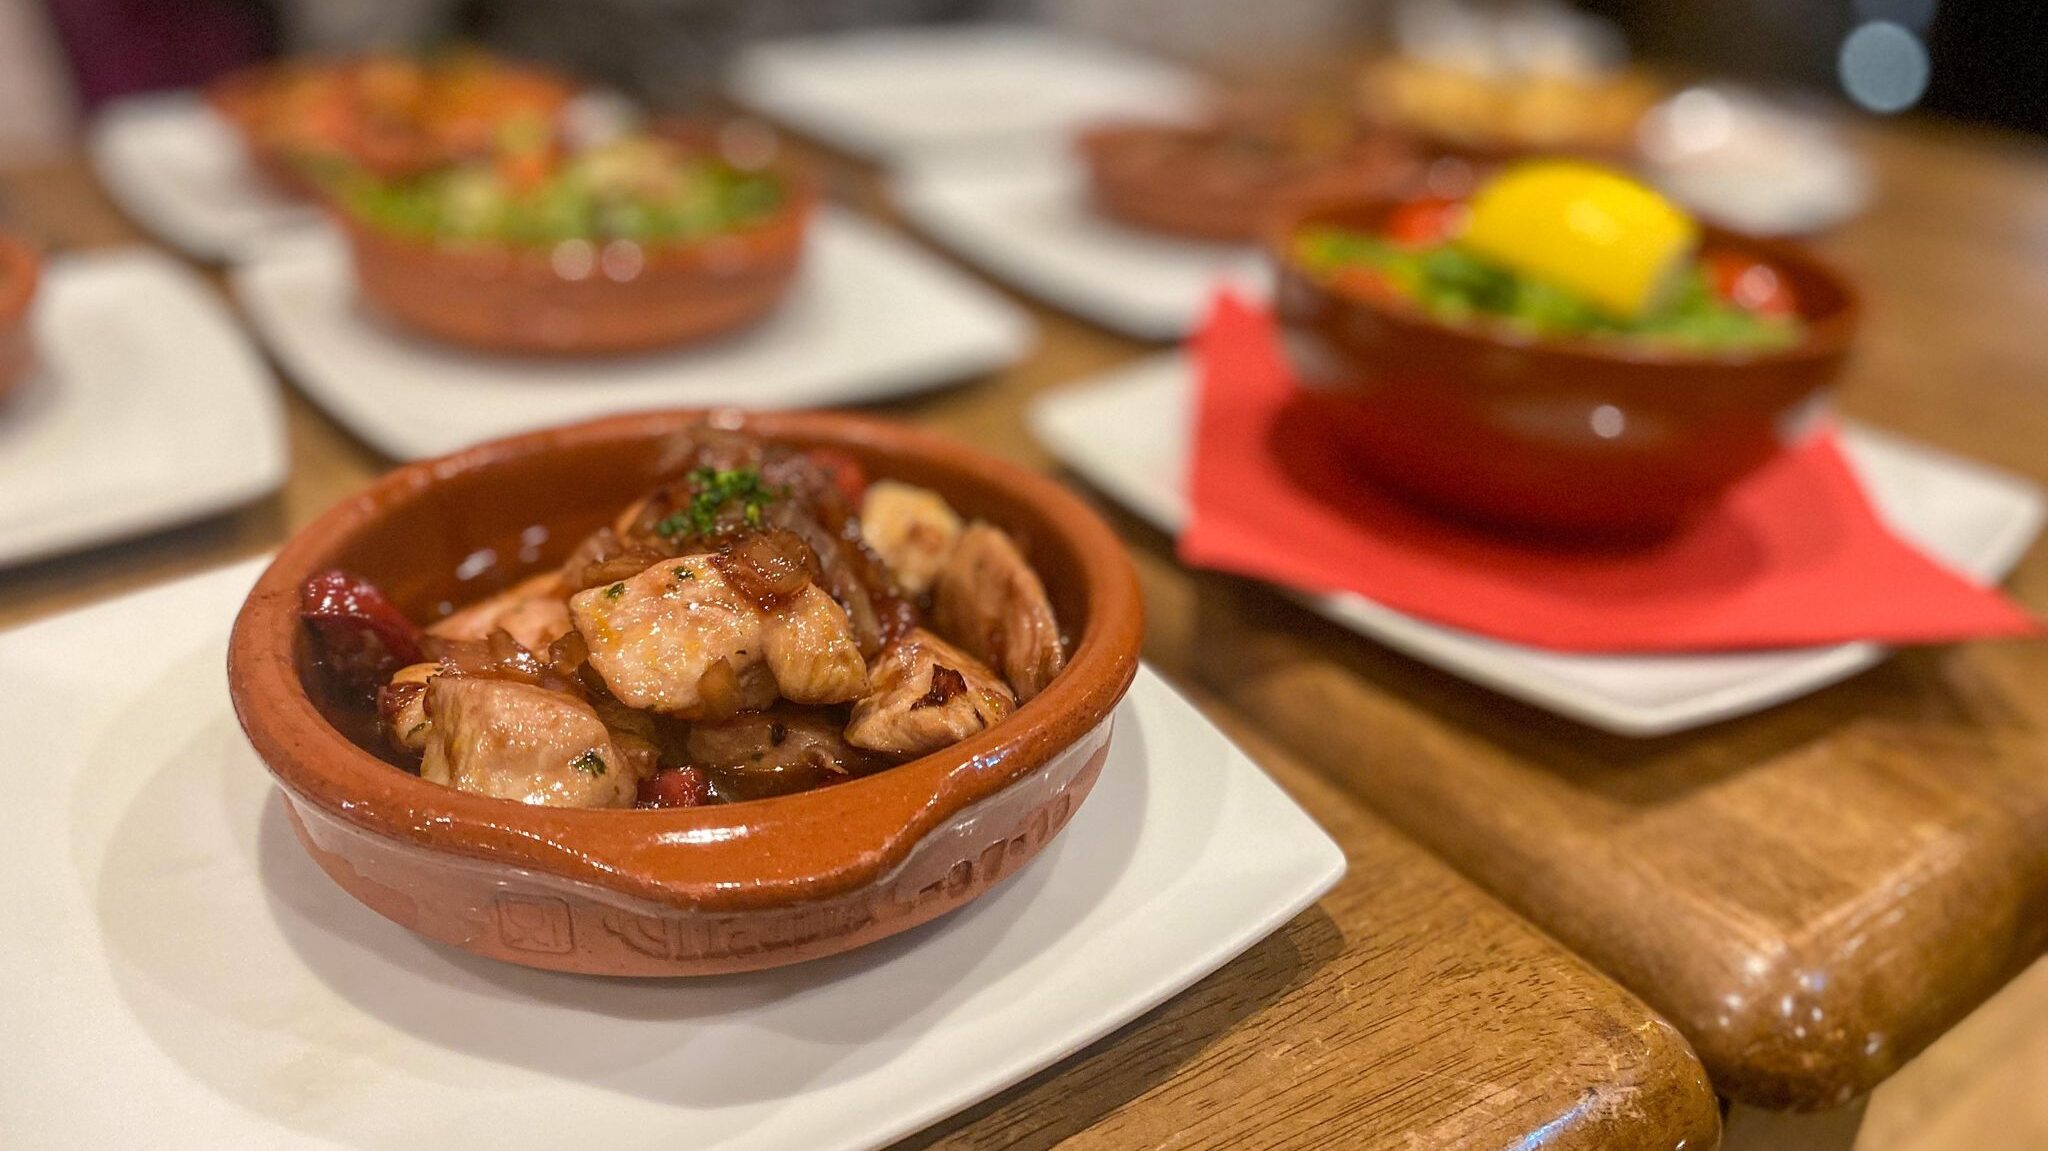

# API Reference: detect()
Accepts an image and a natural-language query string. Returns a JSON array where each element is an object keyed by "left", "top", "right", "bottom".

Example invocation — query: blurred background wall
[{"left": 2, "top": 0, "right": 2045, "bottom": 151}]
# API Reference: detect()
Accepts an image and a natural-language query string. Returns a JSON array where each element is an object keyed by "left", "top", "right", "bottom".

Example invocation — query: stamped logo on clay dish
[
  {"left": 600, "top": 902, "right": 877, "bottom": 962},
  {"left": 494, "top": 893, "right": 576, "bottom": 954}
]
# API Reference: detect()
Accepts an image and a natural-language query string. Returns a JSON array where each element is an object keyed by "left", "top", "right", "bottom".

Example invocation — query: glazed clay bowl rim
[
  {"left": 1263, "top": 188, "right": 1860, "bottom": 371},
  {"left": 1075, "top": 117, "right": 1310, "bottom": 174},
  {"left": 0, "top": 232, "right": 41, "bottom": 326},
  {"left": 1074, "top": 116, "right": 1403, "bottom": 190},
  {"left": 321, "top": 122, "right": 819, "bottom": 274},
  {"left": 227, "top": 409, "right": 1145, "bottom": 914}
]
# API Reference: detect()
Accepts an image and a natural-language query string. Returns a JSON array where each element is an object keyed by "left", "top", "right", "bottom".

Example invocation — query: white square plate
[
  {"left": 89, "top": 92, "right": 321, "bottom": 262},
  {"left": 0, "top": 559, "right": 1343, "bottom": 1151},
  {"left": 1030, "top": 354, "right": 2046, "bottom": 736},
  {"left": 729, "top": 25, "right": 1205, "bottom": 162},
  {"left": 894, "top": 147, "right": 1268, "bottom": 340},
  {"left": 0, "top": 249, "right": 286, "bottom": 567},
  {"left": 231, "top": 211, "right": 1034, "bottom": 460}
]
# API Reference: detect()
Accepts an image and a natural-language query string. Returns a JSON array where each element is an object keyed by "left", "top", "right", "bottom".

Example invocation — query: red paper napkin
[{"left": 1180, "top": 294, "right": 2039, "bottom": 653}]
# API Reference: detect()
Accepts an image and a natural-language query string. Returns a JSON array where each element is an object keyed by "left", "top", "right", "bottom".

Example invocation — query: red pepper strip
[
  {"left": 638, "top": 766, "right": 711, "bottom": 808},
  {"left": 299, "top": 568, "right": 425, "bottom": 694},
  {"left": 1384, "top": 197, "right": 1466, "bottom": 248},
  {"left": 1704, "top": 251, "right": 1799, "bottom": 317},
  {"left": 804, "top": 447, "right": 869, "bottom": 506}
]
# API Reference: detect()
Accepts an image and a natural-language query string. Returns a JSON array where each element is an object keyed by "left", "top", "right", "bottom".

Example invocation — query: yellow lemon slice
[{"left": 1458, "top": 160, "right": 1698, "bottom": 320}]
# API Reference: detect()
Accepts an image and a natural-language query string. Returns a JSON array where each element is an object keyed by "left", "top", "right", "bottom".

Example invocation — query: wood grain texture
[
  {"left": 897, "top": 688, "right": 1721, "bottom": 1151},
  {"left": 1151, "top": 116, "right": 2048, "bottom": 1111},
  {"left": 0, "top": 155, "right": 1722, "bottom": 1150},
  {"left": 1859, "top": 950, "right": 2048, "bottom": 1151}
]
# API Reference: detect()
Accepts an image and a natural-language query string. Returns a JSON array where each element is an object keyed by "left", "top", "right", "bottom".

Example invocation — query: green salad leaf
[
  {"left": 338, "top": 136, "right": 784, "bottom": 246},
  {"left": 1294, "top": 228, "right": 1801, "bottom": 353}
]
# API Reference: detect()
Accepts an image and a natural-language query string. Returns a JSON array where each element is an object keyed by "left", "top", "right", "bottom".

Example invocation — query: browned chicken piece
[
  {"left": 418, "top": 676, "right": 645, "bottom": 807},
  {"left": 570, "top": 555, "right": 759, "bottom": 717},
  {"left": 846, "top": 628, "right": 1016, "bottom": 758},
  {"left": 687, "top": 705, "right": 882, "bottom": 801},
  {"left": 381, "top": 661, "right": 440, "bottom": 753},
  {"left": 569, "top": 554, "right": 867, "bottom": 718},
  {"left": 760, "top": 583, "right": 869, "bottom": 704},
  {"left": 859, "top": 480, "right": 963, "bottom": 597},
  {"left": 618, "top": 428, "right": 918, "bottom": 657},
  {"left": 930, "top": 523, "right": 1065, "bottom": 701},
  {"left": 427, "top": 572, "right": 573, "bottom": 652}
]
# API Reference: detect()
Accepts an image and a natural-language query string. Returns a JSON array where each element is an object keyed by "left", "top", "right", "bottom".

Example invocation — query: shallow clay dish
[
  {"left": 228, "top": 409, "right": 1144, "bottom": 976},
  {"left": 1268, "top": 192, "right": 1858, "bottom": 536},
  {"left": 0, "top": 234, "right": 39, "bottom": 405},
  {"left": 1077, "top": 117, "right": 1415, "bottom": 243},
  {"left": 336, "top": 137, "right": 815, "bottom": 356}
]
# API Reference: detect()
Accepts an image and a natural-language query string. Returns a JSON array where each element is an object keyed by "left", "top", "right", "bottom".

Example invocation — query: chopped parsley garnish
[
  {"left": 654, "top": 467, "right": 784, "bottom": 540},
  {"left": 570, "top": 749, "right": 607, "bottom": 776},
  {"left": 672, "top": 565, "right": 695, "bottom": 581},
  {"left": 604, "top": 582, "right": 626, "bottom": 599}
]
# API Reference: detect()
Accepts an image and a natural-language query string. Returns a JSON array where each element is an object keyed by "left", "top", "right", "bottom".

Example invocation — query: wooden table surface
[{"left": 0, "top": 157, "right": 1725, "bottom": 1150}]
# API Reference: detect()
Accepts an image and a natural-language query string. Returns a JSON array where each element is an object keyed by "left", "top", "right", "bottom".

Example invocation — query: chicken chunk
[
  {"left": 419, "top": 676, "right": 644, "bottom": 808},
  {"left": 570, "top": 556, "right": 759, "bottom": 717},
  {"left": 569, "top": 554, "right": 866, "bottom": 718},
  {"left": 846, "top": 628, "right": 1016, "bottom": 758},
  {"left": 427, "top": 572, "right": 573, "bottom": 652},
  {"left": 760, "top": 583, "right": 869, "bottom": 704},
  {"left": 859, "top": 480, "right": 963, "bottom": 597},
  {"left": 930, "top": 523, "right": 1065, "bottom": 701}
]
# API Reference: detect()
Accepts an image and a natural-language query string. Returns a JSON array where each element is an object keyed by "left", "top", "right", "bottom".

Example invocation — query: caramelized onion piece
[
  {"left": 545, "top": 627, "right": 590, "bottom": 680},
  {"left": 419, "top": 628, "right": 580, "bottom": 694},
  {"left": 709, "top": 527, "right": 819, "bottom": 611},
  {"left": 686, "top": 706, "right": 881, "bottom": 802},
  {"left": 574, "top": 547, "right": 671, "bottom": 592}
]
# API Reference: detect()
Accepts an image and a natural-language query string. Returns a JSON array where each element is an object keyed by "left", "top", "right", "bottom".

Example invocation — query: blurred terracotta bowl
[
  {"left": 0, "top": 234, "right": 39, "bottom": 405},
  {"left": 337, "top": 160, "right": 814, "bottom": 357},
  {"left": 227, "top": 410, "right": 1144, "bottom": 976},
  {"left": 1267, "top": 194, "right": 1858, "bottom": 536},
  {"left": 205, "top": 55, "right": 581, "bottom": 198},
  {"left": 1077, "top": 118, "right": 1416, "bottom": 243}
]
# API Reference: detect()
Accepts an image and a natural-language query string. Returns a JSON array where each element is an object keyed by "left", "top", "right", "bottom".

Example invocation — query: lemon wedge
[{"left": 1458, "top": 161, "right": 1699, "bottom": 320}]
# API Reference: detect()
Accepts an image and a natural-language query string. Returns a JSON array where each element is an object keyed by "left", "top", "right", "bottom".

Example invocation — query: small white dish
[
  {"left": 0, "top": 249, "right": 285, "bottom": 567},
  {"left": 88, "top": 92, "right": 320, "bottom": 262},
  {"left": 1029, "top": 354, "right": 2045, "bottom": 736},
  {"left": 0, "top": 558, "right": 1343, "bottom": 1151},
  {"left": 1638, "top": 86, "right": 1871, "bottom": 237},
  {"left": 730, "top": 25, "right": 1206, "bottom": 162},
  {"left": 894, "top": 146, "right": 1268, "bottom": 340},
  {"left": 231, "top": 210, "right": 1034, "bottom": 460}
]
